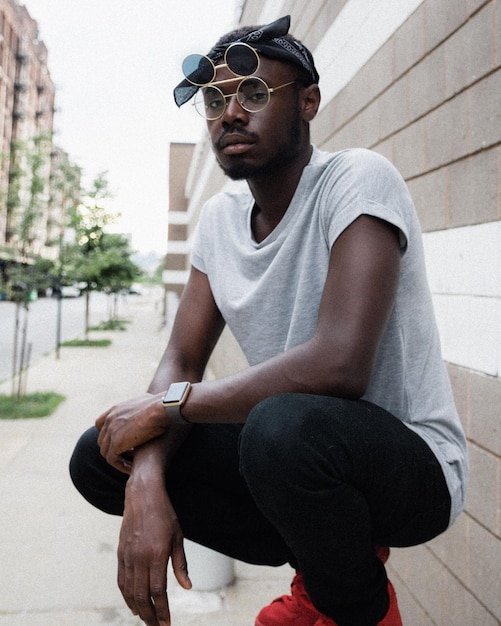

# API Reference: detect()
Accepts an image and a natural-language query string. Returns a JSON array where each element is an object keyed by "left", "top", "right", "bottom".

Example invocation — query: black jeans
[{"left": 70, "top": 393, "right": 451, "bottom": 626}]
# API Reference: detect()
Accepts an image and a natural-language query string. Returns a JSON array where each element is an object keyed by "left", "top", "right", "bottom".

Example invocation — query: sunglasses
[
  {"left": 193, "top": 76, "right": 296, "bottom": 120},
  {"left": 182, "top": 42, "right": 260, "bottom": 86}
]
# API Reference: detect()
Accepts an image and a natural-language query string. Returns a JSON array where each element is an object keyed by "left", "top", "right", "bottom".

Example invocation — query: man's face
[{"left": 206, "top": 56, "right": 305, "bottom": 180}]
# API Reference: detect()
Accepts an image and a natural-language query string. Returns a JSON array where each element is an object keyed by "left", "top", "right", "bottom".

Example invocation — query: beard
[{"left": 217, "top": 107, "right": 303, "bottom": 181}]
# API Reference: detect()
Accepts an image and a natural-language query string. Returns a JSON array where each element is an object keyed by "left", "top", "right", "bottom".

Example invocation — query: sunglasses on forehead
[{"left": 182, "top": 42, "right": 260, "bottom": 86}]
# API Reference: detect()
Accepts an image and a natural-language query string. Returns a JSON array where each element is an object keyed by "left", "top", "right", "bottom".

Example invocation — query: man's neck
[{"left": 248, "top": 144, "right": 312, "bottom": 242}]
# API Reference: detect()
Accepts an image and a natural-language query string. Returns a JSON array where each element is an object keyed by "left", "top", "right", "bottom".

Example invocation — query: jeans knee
[
  {"left": 69, "top": 427, "right": 98, "bottom": 491},
  {"left": 69, "top": 426, "right": 126, "bottom": 515},
  {"left": 239, "top": 394, "right": 310, "bottom": 485}
]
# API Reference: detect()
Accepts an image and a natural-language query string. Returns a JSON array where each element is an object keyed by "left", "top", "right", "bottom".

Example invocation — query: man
[{"left": 70, "top": 15, "right": 467, "bottom": 626}]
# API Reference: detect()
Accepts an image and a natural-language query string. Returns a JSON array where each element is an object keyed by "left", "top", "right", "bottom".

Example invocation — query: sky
[{"left": 23, "top": 0, "right": 241, "bottom": 255}]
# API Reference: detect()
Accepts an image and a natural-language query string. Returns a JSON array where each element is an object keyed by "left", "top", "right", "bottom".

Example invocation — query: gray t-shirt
[{"left": 191, "top": 147, "right": 467, "bottom": 525}]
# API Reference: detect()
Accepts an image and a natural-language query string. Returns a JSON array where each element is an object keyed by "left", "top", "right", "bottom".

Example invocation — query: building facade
[
  {"left": 164, "top": 142, "right": 195, "bottom": 296},
  {"left": 169, "top": 1, "right": 500, "bottom": 622},
  {"left": 0, "top": 0, "right": 69, "bottom": 271}
]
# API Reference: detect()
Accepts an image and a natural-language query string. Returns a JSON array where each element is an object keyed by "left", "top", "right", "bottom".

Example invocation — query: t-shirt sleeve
[
  {"left": 190, "top": 219, "right": 206, "bottom": 273},
  {"left": 322, "top": 149, "right": 413, "bottom": 251}
]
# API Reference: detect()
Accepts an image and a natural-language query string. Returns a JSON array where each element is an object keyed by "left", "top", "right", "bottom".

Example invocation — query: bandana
[{"left": 173, "top": 15, "right": 319, "bottom": 107}]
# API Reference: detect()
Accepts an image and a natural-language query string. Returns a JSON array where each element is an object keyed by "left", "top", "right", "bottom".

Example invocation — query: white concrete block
[{"left": 433, "top": 294, "right": 500, "bottom": 376}]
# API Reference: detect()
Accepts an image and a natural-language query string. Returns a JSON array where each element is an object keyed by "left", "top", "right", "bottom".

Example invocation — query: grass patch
[
  {"left": 90, "top": 319, "right": 130, "bottom": 331},
  {"left": 62, "top": 338, "right": 112, "bottom": 348},
  {"left": 0, "top": 392, "right": 66, "bottom": 420}
]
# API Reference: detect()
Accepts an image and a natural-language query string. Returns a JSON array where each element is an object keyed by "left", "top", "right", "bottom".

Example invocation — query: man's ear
[{"left": 300, "top": 84, "right": 321, "bottom": 122}]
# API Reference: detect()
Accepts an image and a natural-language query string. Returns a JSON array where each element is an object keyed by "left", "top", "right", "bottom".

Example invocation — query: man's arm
[
  {"left": 98, "top": 214, "right": 400, "bottom": 455},
  {"left": 183, "top": 214, "right": 401, "bottom": 421},
  {"left": 97, "top": 265, "right": 225, "bottom": 626},
  {"left": 95, "top": 265, "right": 225, "bottom": 469}
]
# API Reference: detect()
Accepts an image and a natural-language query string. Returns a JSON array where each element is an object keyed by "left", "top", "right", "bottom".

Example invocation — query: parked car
[{"left": 61, "top": 284, "right": 82, "bottom": 298}]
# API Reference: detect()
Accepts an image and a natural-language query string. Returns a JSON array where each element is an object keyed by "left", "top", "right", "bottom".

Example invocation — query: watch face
[{"left": 164, "top": 381, "right": 190, "bottom": 404}]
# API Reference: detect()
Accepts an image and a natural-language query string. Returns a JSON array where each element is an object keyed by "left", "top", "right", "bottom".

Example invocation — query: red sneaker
[
  {"left": 379, "top": 580, "right": 402, "bottom": 625},
  {"left": 255, "top": 547, "right": 398, "bottom": 626},
  {"left": 313, "top": 580, "right": 402, "bottom": 626},
  {"left": 254, "top": 571, "right": 322, "bottom": 626}
]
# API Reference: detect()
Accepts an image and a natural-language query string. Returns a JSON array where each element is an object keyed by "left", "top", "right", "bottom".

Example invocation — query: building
[
  {"left": 168, "top": 1, "right": 501, "bottom": 623},
  {"left": 163, "top": 142, "right": 195, "bottom": 297},
  {"left": 0, "top": 0, "right": 59, "bottom": 268}
]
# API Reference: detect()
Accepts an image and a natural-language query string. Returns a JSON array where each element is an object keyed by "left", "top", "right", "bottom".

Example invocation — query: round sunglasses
[
  {"left": 193, "top": 76, "right": 296, "bottom": 120},
  {"left": 182, "top": 42, "right": 260, "bottom": 86}
]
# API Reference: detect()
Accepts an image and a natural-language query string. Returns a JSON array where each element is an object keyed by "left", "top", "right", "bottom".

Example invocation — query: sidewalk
[{"left": 0, "top": 288, "right": 291, "bottom": 626}]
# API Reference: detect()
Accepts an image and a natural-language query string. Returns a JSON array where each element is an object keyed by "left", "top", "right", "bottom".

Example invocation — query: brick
[
  {"left": 429, "top": 512, "right": 470, "bottom": 583},
  {"left": 291, "top": 0, "right": 330, "bottom": 42},
  {"left": 403, "top": 546, "right": 445, "bottom": 623},
  {"left": 498, "top": 459, "right": 501, "bottom": 536},
  {"left": 408, "top": 46, "right": 446, "bottom": 121},
  {"left": 469, "top": 519, "right": 501, "bottom": 617},
  {"left": 469, "top": 371, "right": 501, "bottom": 455},
  {"left": 373, "top": 138, "right": 395, "bottom": 165},
  {"left": 378, "top": 74, "right": 410, "bottom": 140},
  {"left": 497, "top": 0, "right": 501, "bottom": 66},
  {"left": 319, "top": 98, "right": 381, "bottom": 152},
  {"left": 468, "top": 0, "right": 492, "bottom": 14},
  {"left": 465, "top": 442, "right": 499, "bottom": 533},
  {"left": 442, "top": 568, "right": 500, "bottom": 625},
  {"left": 407, "top": 167, "right": 449, "bottom": 232},
  {"left": 424, "top": 0, "right": 469, "bottom": 51},
  {"left": 426, "top": 91, "right": 469, "bottom": 170},
  {"left": 497, "top": 146, "right": 501, "bottom": 219},
  {"left": 387, "top": 576, "right": 433, "bottom": 625},
  {"left": 394, "top": 4, "right": 426, "bottom": 79},
  {"left": 393, "top": 116, "right": 428, "bottom": 179},
  {"left": 449, "top": 148, "right": 499, "bottom": 227},
  {"left": 468, "top": 69, "right": 501, "bottom": 153},
  {"left": 301, "top": 0, "right": 348, "bottom": 50},
  {"left": 353, "top": 100, "right": 381, "bottom": 148},
  {"left": 351, "top": 37, "right": 396, "bottom": 108},
  {"left": 444, "top": 2, "right": 496, "bottom": 99},
  {"left": 447, "top": 365, "right": 471, "bottom": 435}
]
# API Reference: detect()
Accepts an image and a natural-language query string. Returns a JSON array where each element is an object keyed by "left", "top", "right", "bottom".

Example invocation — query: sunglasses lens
[
  {"left": 225, "top": 44, "right": 259, "bottom": 77},
  {"left": 182, "top": 54, "right": 215, "bottom": 85},
  {"left": 194, "top": 86, "right": 225, "bottom": 120},
  {"left": 237, "top": 78, "right": 270, "bottom": 112}
]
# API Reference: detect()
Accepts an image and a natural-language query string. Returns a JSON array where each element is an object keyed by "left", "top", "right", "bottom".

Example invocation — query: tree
[
  {"left": 8, "top": 257, "right": 55, "bottom": 397},
  {"left": 67, "top": 173, "right": 141, "bottom": 335},
  {"left": 93, "top": 233, "right": 142, "bottom": 319},
  {"left": 67, "top": 172, "right": 117, "bottom": 337}
]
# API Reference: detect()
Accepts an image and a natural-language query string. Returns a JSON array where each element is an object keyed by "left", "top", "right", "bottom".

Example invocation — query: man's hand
[
  {"left": 118, "top": 472, "right": 192, "bottom": 626},
  {"left": 95, "top": 393, "right": 167, "bottom": 472}
]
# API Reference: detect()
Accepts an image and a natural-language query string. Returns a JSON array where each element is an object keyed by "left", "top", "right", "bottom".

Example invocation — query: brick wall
[{"left": 180, "top": 1, "right": 500, "bottom": 622}]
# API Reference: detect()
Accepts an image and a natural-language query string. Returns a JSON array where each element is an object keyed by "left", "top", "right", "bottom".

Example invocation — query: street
[{"left": 0, "top": 292, "right": 115, "bottom": 383}]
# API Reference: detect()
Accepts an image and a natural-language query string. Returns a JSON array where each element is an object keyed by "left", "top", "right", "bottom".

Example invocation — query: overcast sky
[{"left": 24, "top": 0, "right": 240, "bottom": 254}]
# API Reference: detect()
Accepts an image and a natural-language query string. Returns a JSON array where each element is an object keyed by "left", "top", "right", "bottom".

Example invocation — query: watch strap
[{"left": 162, "top": 382, "right": 192, "bottom": 424}]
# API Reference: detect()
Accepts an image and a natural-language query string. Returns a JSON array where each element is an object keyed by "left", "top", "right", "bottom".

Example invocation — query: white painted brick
[
  {"left": 433, "top": 294, "right": 500, "bottom": 376},
  {"left": 423, "top": 222, "right": 501, "bottom": 375},
  {"left": 498, "top": 298, "right": 501, "bottom": 380},
  {"left": 423, "top": 221, "right": 501, "bottom": 297}
]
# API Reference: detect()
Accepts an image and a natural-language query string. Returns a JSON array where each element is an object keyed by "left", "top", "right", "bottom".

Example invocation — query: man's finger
[
  {"left": 150, "top": 565, "right": 170, "bottom": 626},
  {"left": 171, "top": 542, "right": 192, "bottom": 590},
  {"left": 133, "top": 567, "right": 158, "bottom": 626}
]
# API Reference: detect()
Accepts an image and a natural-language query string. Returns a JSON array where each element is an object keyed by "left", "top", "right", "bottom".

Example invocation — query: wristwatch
[{"left": 162, "top": 381, "right": 192, "bottom": 424}]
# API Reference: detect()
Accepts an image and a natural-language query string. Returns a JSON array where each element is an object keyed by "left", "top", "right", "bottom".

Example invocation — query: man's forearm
[{"left": 131, "top": 423, "right": 192, "bottom": 478}]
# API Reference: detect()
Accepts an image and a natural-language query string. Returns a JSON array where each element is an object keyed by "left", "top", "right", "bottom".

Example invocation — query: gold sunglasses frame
[{"left": 193, "top": 77, "right": 297, "bottom": 120}]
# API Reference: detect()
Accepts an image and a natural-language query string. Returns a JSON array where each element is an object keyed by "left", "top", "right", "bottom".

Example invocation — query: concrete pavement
[{"left": 0, "top": 287, "right": 292, "bottom": 626}]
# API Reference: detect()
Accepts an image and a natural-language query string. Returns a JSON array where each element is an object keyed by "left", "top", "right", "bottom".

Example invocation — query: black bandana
[{"left": 173, "top": 15, "right": 319, "bottom": 107}]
